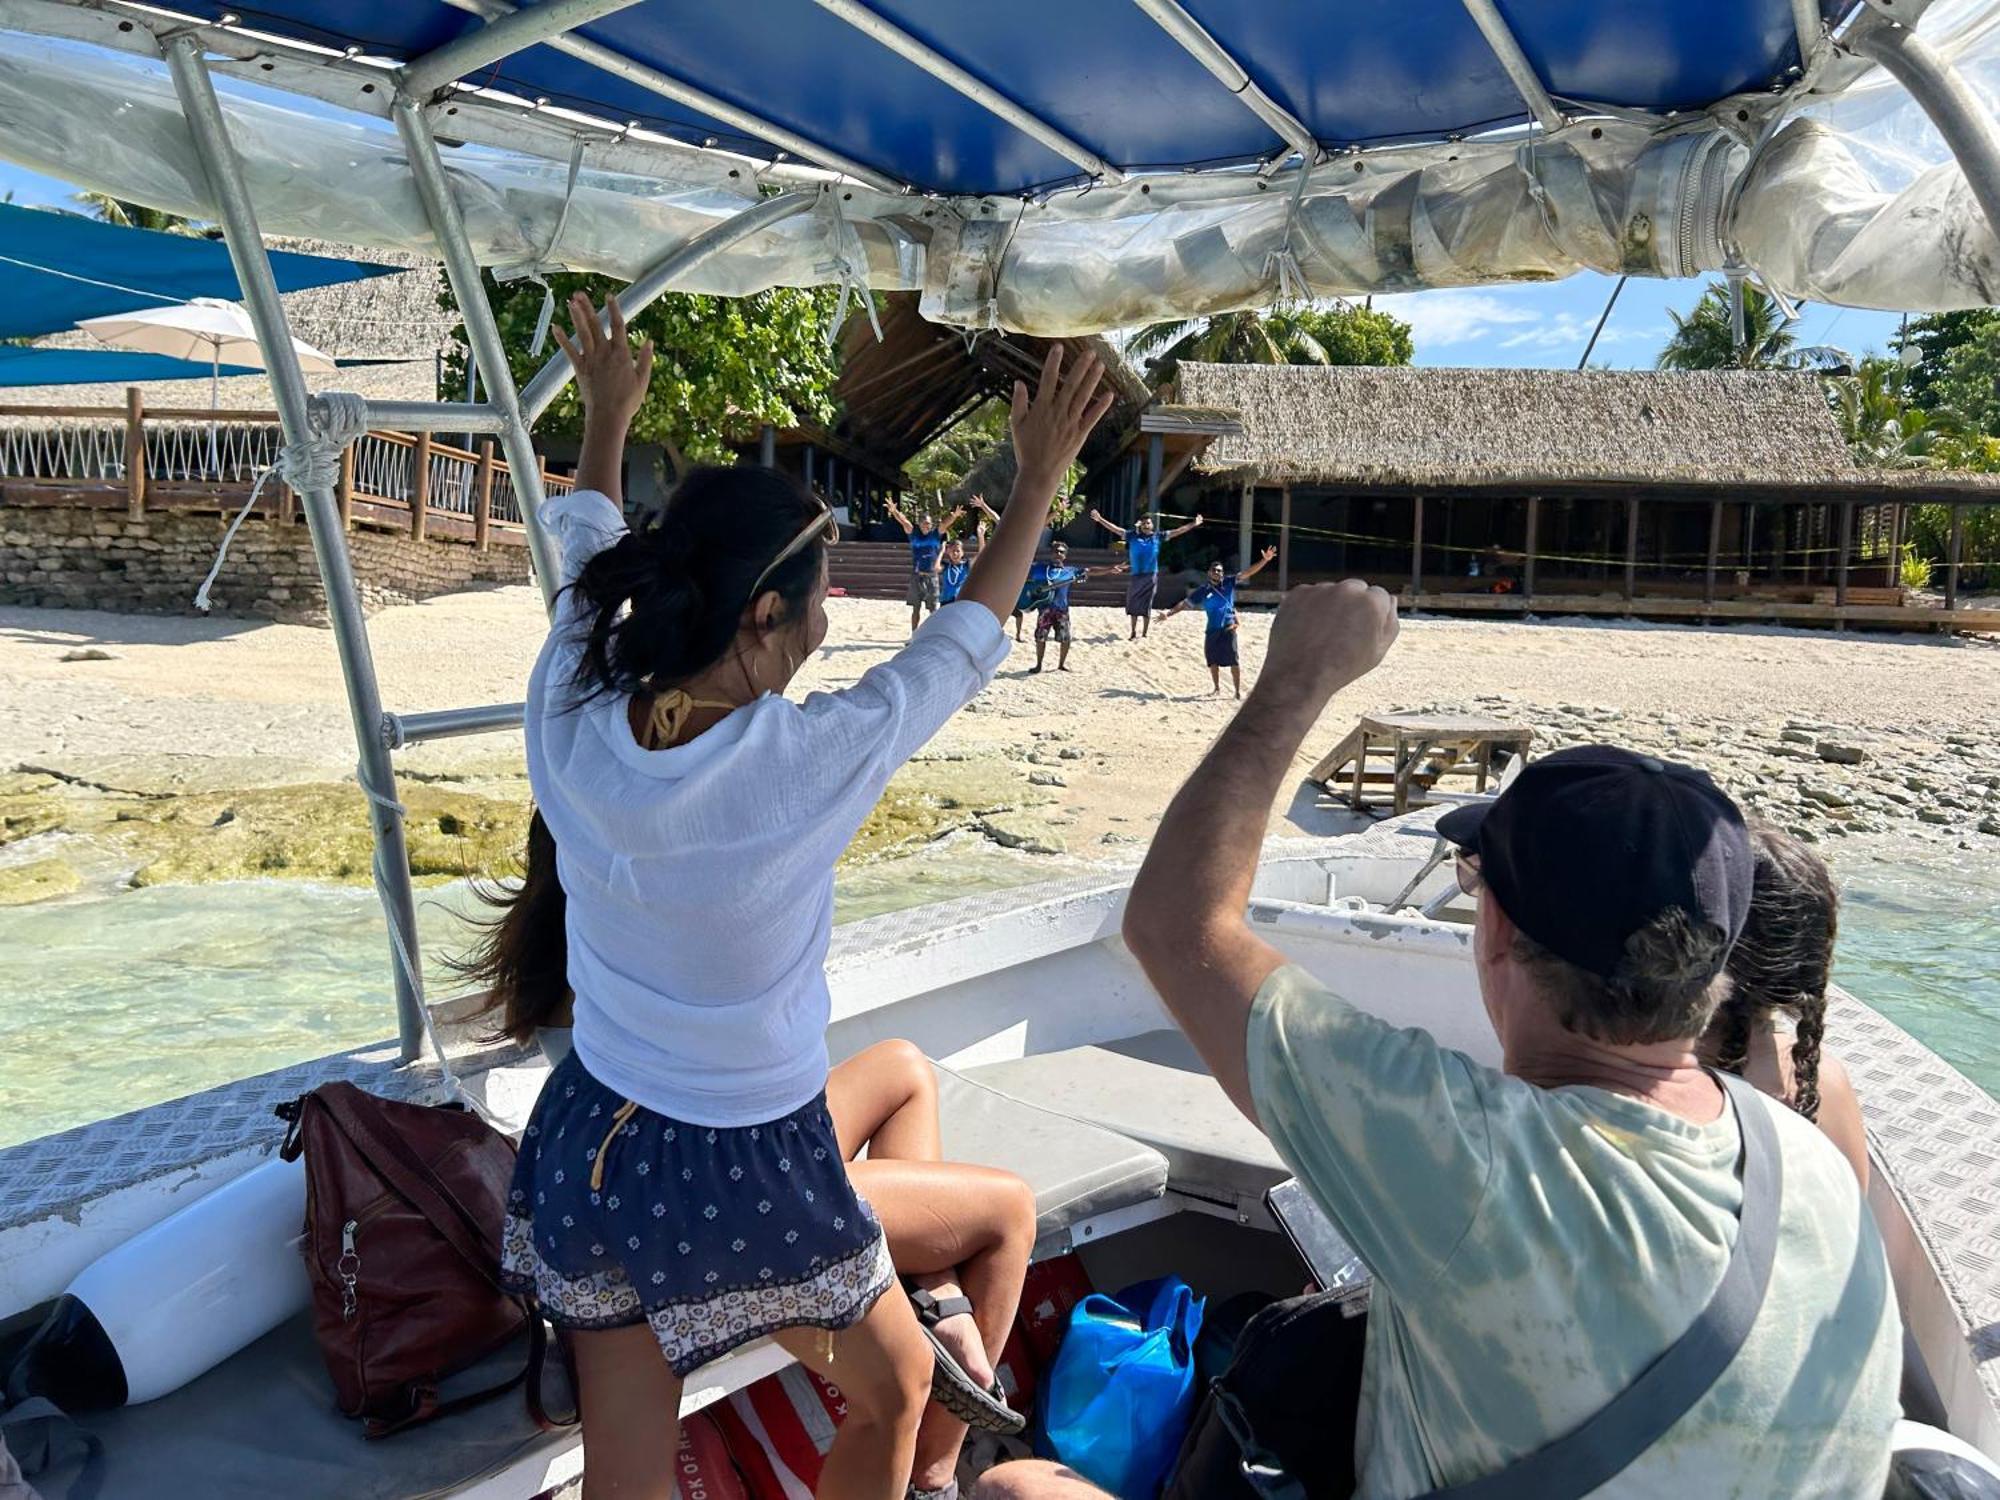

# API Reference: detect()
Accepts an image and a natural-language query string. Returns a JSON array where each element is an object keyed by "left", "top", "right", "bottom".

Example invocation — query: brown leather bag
[{"left": 277, "top": 1081, "right": 564, "bottom": 1438}]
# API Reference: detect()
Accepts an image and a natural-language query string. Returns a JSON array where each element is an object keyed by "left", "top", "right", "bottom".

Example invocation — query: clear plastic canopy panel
[{"left": 0, "top": 0, "right": 1997, "bottom": 333}]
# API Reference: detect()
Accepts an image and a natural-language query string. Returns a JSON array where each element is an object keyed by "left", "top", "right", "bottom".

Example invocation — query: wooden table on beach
[{"left": 1307, "top": 713, "right": 1534, "bottom": 815}]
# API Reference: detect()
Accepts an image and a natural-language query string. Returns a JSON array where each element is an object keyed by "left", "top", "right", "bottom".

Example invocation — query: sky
[{"left": 0, "top": 155, "right": 1904, "bottom": 372}]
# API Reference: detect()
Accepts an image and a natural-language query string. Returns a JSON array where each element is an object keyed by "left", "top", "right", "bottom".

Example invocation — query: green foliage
[
  {"left": 1907, "top": 503, "right": 2000, "bottom": 576},
  {"left": 74, "top": 191, "right": 203, "bottom": 236},
  {"left": 1925, "top": 320, "right": 2000, "bottom": 440},
  {"left": 1898, "top": 544, "right": 1933, "bottom": 593},
  {"left": 444, "top": 271, "right": 839, "bottom": 473},
  {"left": 1890, "top": 310, "right": 2000, "bottom": 409},
  {"left": 903, "top": 397, "right": 1083, "bottom": 528},
  {"left": 1827, "top": 357, "right": 1939, "bottom": 469},
  {"left": 1128, "top": 301, "right": 1414, "bottom": 380},
  {"left": 1655, "top": 281, "right": 1798, "bottom": 370}
]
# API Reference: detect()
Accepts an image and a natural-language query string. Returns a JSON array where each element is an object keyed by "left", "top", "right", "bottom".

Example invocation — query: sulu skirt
[
  {"left": 500, "top": 1049, "right": 894, "bottom": 1376},
  {"left": 1126, "top": 573, "right": 1158, "bottom": 617},
  {"left": 1205, "top": 626, "right": 1240, "bottom": 668}
]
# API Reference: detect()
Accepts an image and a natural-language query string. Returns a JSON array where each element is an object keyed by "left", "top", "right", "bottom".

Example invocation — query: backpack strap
[{"left": 1417, "top": 1070, "right": 1783, "bottom": 1500}]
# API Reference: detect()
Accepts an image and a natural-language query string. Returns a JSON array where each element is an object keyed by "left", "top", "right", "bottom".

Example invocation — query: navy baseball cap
[{"left": 1435, "top": 746, "right": 1753, "bottom": 981}]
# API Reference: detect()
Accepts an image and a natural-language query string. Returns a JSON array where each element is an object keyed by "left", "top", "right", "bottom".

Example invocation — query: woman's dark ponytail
[
  {"left": 454, "top": 808, "right": 571, "bottom": 1045},
  {"left": 567, "top": 465, "right": 828, "bottom": 701},
  {"left": 1710, "top": 823, "right": 1837, "bottom": 1121}
]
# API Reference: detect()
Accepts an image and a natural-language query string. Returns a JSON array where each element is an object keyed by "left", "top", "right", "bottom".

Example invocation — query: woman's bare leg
[
  {"left": 973, "top": 1460, "right": 1110, "bottom": 1499},
  {"left": 774, "top": 1291, "right": 932, "bottom": 1500},
  {"left": 570, "top": 1324, "right": 684, "bottom": 1500},
  {"left": 829, "top": 1041, "right": 1038, "bottom": 1489}
]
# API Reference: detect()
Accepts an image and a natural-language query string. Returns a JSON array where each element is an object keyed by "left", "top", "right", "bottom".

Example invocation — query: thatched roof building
[{"left": 1183, "top": 364, "right": 1862, "bottom": 491}]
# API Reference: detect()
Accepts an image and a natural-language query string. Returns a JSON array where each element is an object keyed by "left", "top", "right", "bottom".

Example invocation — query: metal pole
[
  {"left": 1849, "top": 19, "right": 2000, "bottom": 250},
  {"left": 167, "top": 36, "right": 429, "bottom": 1064},
  {"left": 809, "top": 0, "right": 1123, "bottom": 181},
  {"left": 393, "top": 95, "right": 562, "bottom": 611},
  {"left": 1130, "top": 0, "right": 1318, "bottom": 163},
  {"left": 402, "top": 0, "right": 648, "bottom": 100},
  {"left": 1146, "top": 431, "right": 1164, "bottom": 527},
  {"left": 386, "top": 701, "right": 526, "bottom": 748},
  {"left": 520, "top": 192, "right": 816, "bottom": 424},
  {"left": 1578, "top": 275, "right": 1626, "bottom": 370},
  {"left": 1459, "top": 0, "right": 1565, "bottom": 134},
  {"left": 331, "top": 398, "right": 510, "bottom": 434}
]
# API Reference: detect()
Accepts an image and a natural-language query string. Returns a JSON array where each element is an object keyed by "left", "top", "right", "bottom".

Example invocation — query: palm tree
[
  {"left": 1829, "top": 358, "right": 1939, "bottom": 469},
  {"left": 1656, "top": 281, "right": 1799, "bottom": 371},
  {"left": 1127, "top": 309, "right": 1331, "bottom": 381},
  {"left": 73, "top": 191, "right": 201, "bottom": 235}
]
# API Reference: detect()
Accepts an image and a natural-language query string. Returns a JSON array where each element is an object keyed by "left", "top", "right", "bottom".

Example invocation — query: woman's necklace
[{"left": 640, "top": 686, "right": 737, "bottom": 749}]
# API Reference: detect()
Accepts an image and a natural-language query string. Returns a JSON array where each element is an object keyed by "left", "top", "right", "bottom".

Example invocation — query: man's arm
[
  {"left": 1237, "top": 544, "right": 1279, "bottom": 584},
  {"left": 1124, "top": 581, "right": 1399, "bottom": 1121},
  {"left": 883, "top": 498, "right": 914, "bottom": 535},
  {"left": 1087, "top": 507, "right": 1128, "bottom": 540},
  {"left": 1166, "top": 513, "right": 1205, "bottom": 540}
]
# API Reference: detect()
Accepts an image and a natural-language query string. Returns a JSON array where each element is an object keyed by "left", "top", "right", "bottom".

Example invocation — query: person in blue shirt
[
  {"left": 938, "top": 519, "right": 986, "bottom": 606},
  {"left": 885, "top": 496, "right": 967, "bottom": 634},
  {"left": 1160, "top": 545, "right": 1276, "bottom": 698},
  {"left": 1088, "top": 507, "right": 1204, "bottom": 640},
  {"left": 1025, "top": 540, "right": 1124, "bottom": 673}
]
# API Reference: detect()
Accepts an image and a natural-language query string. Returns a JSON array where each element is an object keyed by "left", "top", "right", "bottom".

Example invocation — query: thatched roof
[{"left": 1178, "top": 364, "right": 1870, "bottom": 488}]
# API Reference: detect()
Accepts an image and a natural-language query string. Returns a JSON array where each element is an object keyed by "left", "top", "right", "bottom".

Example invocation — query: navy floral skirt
[{"left": 500, "top": 1049, "right": 894, "bottom": 1376}]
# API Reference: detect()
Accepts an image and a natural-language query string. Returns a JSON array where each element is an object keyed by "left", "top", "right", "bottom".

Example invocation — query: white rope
[
  {"left": 1264, "top": 155, "right": 1315, "bottom": 306},
  {"left": 816, "top": 185, "right": 883, "bottom": 349},
  {"left": 193, "top": 392, "right": 370, "bottom": 613},
  {"left": 353, "top": 757, "right": 467, "bottom": 1104}
]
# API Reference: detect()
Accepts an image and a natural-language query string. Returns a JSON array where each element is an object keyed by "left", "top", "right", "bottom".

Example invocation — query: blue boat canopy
[
  {"left": 0, "top": 201, "right": 398, "bottom": 340},
  {"left": 0, "top": 0, "right": 1996, "bottom": 330}
]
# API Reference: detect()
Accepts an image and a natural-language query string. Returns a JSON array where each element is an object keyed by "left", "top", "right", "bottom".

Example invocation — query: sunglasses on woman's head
[{"left": 747, "top": 503, "right": 839, "bottom": 601}]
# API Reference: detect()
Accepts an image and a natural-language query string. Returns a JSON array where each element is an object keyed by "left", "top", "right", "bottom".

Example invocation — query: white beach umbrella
[{"left": 78, "top": 298, "right": 336, "bottom": 477}]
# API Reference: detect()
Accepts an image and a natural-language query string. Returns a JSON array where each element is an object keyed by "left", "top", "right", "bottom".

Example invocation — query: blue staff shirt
[
  {"left": 1126, "top": 533, "right": 1161, "bottom": 575},
  {"left": 1186, "top": 576, "right": 1238, "bottom": 631},
  {"left": 939, "top": 558, "right": 970, "bottom": 603},
  {"left": 909, "top": 529, "right": 945, "bottom": 573},
  {"left": 1042, "top": 564, "right": 1081, "bottom": 609}
]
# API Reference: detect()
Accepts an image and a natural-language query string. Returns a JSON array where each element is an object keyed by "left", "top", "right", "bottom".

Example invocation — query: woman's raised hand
[
  {"left": 552, "top": 291, "right": 655, "bottom": 430},
  {"left": 1009, "top": 347, "right": 1115, "bottom": 506}
]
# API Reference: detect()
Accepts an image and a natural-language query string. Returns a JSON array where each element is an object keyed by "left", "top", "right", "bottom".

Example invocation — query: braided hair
[{"left": 1710, "top": 823, "right": 1838, "bottom": 1120}]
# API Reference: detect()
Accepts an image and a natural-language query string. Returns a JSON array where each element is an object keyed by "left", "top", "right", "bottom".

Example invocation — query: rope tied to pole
[
  {"left": 194, "top": 392, "right": 371, "bottom": 613},
  {"left": 1263, "top": 155, "right": 1315, "bottom": 306},
  {"left": 816, "top": 184, "right": 883, "bottom": 349}
]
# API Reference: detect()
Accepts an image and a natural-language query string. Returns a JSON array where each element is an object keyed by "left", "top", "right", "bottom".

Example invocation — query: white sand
[{"left": 5, "top": 590, "right": 1998, "bottom": 851}]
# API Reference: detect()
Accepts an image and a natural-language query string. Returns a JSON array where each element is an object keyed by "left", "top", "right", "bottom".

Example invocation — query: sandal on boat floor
[{"left": 909, "top": 1290, "right": 1027, "bottom": 1436}]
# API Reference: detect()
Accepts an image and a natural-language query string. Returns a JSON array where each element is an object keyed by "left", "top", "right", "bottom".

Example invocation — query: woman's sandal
[{"left": 909, "top": 1289, "right": 1027, "bottom": 1436}]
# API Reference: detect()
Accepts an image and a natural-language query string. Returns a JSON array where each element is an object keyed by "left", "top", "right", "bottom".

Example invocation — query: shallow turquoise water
[{"left": 0, "top": 844, "right": 1992, "bottom": 1151}]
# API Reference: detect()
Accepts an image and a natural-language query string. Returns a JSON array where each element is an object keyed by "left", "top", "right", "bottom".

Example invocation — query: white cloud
[
  {"left": 1497, "top": 312, "right": 1665, "bottom": 353},
  {"left": 1373, "top": 290, "right": 1538, "bottom": 348}
]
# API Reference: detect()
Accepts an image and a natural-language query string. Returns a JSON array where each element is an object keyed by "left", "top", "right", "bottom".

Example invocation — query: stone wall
[{"left": 0, "top": 504, "right": 528, "bottom": 621}]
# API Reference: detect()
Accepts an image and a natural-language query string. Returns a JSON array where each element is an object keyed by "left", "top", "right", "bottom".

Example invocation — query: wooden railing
[{"left": 0, "top": 393, "right": 573, "bottom": 550}]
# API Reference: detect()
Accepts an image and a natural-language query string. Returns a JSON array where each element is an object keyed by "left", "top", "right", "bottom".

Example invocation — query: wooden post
[
  {"left": 123, "top": 387, "right": 147, "bottom": 518},
  {"left": 1704, "top": 499, "right": 1723, "bottom": 609},
  {"left": 1888, "top": 502, "right": 1905, "bottom": 586},
  {"left": 1146, "top": 431, "right": 1164, "bottom": 525},
  {"left": 1523, "top": 495, "right": 1540, "bottom": 601},
  {"left": 759, "top": 423, "right": 776, "bottom": 468},
  {"left": 337, "top": 446, "right": 355, "bottom": 530},
  {"left": 473, "top": 438, "right": 495, "bottom": 552},
  {"left": 1238, "top": 481, "right": 1254, "bottom": 571},
  {"left": 410, "top": 431, "right": 432, "bottom": 541},
  {"left": 1409, "top": 493, "right": 1425, "bottom": 598},
  {"left": 1836, "top": 498, "right": 1854, "bottom": 625},
  {"left": 1946, "top": 503, "right": 1964, "bottom": 613},
  {"left": 1278, "top": 483, "right": 1292, "bottom": 592},
  {"left": 1623, "top": 496, "right": 1640, "bottom": 609},
  {"left": 803, "top": 444, "right": 816, "bottom": 496}
]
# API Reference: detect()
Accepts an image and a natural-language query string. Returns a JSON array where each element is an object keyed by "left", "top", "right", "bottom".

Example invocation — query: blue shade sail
[
  {"left": 0, "top": 346, "right": 257, "bottom": 386},
  {"left": 0, "top": 201, "right": 397, "bottom": 339}
]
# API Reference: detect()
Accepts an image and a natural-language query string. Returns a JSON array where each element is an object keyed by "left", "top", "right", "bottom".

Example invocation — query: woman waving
[{"left": 502, "top": 292, "right": 1112, "bottom": 1500}]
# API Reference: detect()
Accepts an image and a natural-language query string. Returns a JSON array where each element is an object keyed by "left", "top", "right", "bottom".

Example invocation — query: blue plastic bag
[{"left": 1037, "top": 1277, "right": 1206, "bottom": 1499}]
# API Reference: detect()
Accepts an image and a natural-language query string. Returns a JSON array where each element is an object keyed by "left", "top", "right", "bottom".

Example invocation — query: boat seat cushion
[
  {"left": 931, "top": 1063, "right": 1170, "bottom": 1249},
  {"left": 966, "top": 1031, "right": 1288, "bottom": 1222}
]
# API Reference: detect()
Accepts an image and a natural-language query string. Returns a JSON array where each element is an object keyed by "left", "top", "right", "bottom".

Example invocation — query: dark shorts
[
  {"left": 500, "top": 1050, "right": 893, "bottom": 1376},
  {"left": 1035, "top": 606, "right": 1072, "bottom": 644},
  {"left": 1205, "top": 626, "right": 1239, "bottom": 668},
  {"left": 907, "top": 571, "right": 940, "bottom": 608},
  {"left": 1126, "top": 573, "right": 1159, "bottom": 617}
]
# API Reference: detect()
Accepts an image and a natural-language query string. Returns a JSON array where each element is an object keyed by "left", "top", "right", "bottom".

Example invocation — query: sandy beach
[{"left": 4, "top": 587, "right": 1999, "bottom": 898}]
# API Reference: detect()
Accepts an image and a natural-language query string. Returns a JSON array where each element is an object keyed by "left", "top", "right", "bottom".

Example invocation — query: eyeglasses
[
  {"left": 1454, "top": 853, "right": 1483, "bottom": 898},
  {"left": 747, "top": 503, "right": 839, "bottom": 601}
]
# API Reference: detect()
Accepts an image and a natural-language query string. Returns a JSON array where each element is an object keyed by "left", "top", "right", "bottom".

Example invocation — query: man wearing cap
[{"left": 1123, "top": 579, "right": 1901, "bottom": 1497}]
